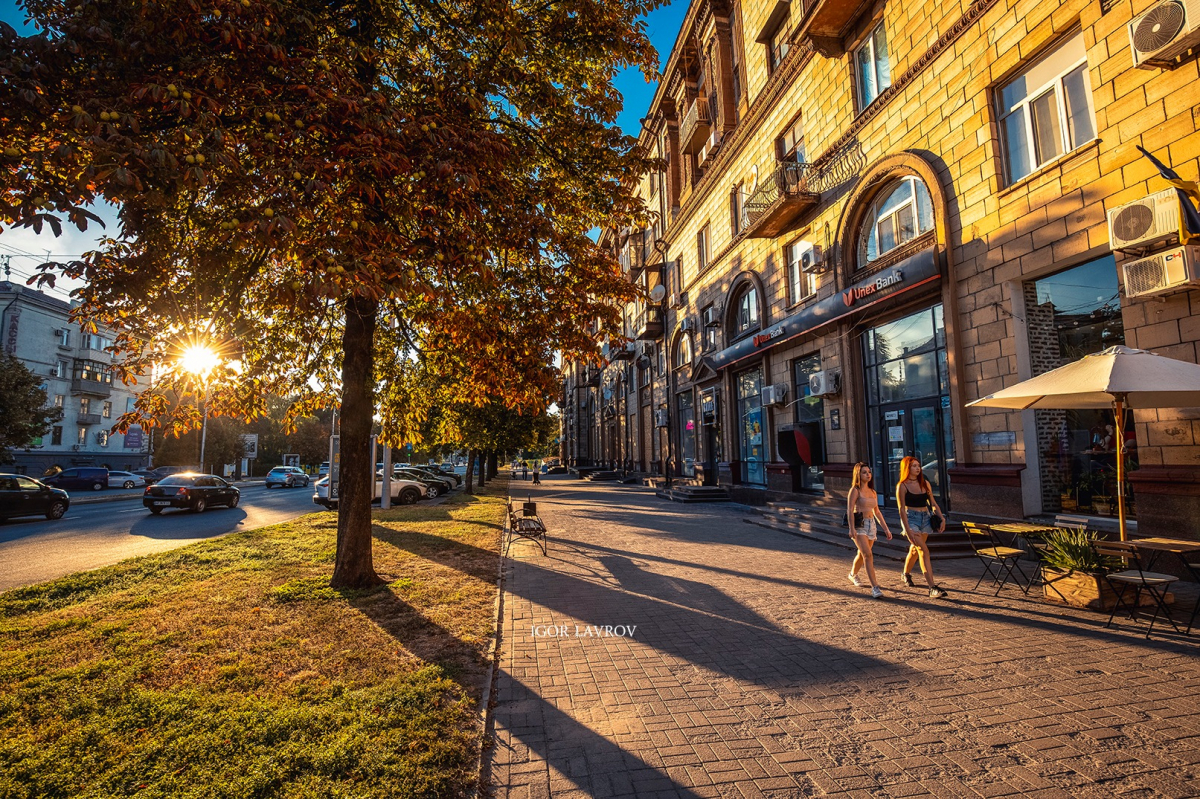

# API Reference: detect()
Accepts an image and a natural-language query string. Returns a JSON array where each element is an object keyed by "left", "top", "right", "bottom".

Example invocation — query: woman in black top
[{"left": 896, "top": 456, "right": 948, "bottom": 599}]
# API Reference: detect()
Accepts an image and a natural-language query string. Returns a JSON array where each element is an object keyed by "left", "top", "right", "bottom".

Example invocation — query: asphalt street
[{"left": 0, "top": 483, "right": 319, "bottom": 592}]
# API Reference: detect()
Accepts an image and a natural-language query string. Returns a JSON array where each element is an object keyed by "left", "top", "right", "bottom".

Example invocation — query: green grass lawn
[{"left": 0, "top": 482, "right": 507, "bottom": 798}]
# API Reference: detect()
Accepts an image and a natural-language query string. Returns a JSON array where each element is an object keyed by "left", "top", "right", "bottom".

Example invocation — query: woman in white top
[{"left": 846, "top": 462, "right": 892, "bottom": 599}]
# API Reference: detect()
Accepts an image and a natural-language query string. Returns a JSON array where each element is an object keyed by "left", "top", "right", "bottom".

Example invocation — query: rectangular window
[
  {"left": 55, "top": 360, "right": 68, "bottom": 379},
  {"left": 53, "top": 394, "right": 64, "bottom": 408},
  {"left": 786, "top": 240, "right": 817, "bottom": 303},
  {"left": 102, "top": 401, "right": 112, "bottom": 418},
  {"left": 51, "top": 426, "right": 63, "bottom": 446},
  {"left": 80, "top": 397, "right": 90, "bottom": 414},
  {"left": 855, "top": 22, "right": 891, "bottom": 109},
  {"left": 77, "top": 427, "right": 87, "bottom": 445},
  {"left": 697, "top": 224, "right": 710, "bottom": 272},
  {"left": 702, "top": 304, "right": 719, "bottom": 352},
  {"left": 56, "top": 329, "right": 69, "bottom": 347},
  {"left": 731, "top": 6, "right": 744, "bottom": 106},
  {"left": 126, "top": 397, "right": 136, "bottom": 412},
  {"left": 777, "top": 116, "right": 805, "bottom": 163},
  {"left": 730, "top": 184, "right": 744, "bottom": 236},
  {"left": 769, "top": 22, "right": 791, "bottom": 74},
  {"left": 98, "top": 430, "right": 109, "bottom": 447},
  {"left": 997, "top": 32, "right": 1093, "bottom": 184}
]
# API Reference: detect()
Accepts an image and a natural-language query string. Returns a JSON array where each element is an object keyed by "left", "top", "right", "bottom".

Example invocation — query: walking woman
[
  {"left": 896, "top": 456, "right": 948, "bottom": 598},
  {"left": 846, "top": 462, "right": 892, "bottom": 598}
]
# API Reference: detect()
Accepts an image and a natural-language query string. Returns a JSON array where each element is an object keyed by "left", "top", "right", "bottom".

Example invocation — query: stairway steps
[
  {"left": 656, "top": 486, "right": 732, "bottom": 503},
  {"left": 748, "top": 506, "right": 975, "bottom": 559}
]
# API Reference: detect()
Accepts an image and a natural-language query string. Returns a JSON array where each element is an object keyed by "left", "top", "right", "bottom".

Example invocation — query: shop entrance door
[{"left": 873, "top": 400, "right": 951, "bottom": 510}]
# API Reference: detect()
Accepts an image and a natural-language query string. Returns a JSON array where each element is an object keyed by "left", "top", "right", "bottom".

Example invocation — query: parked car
[
  {"left": 395, "top": 468, "right": 454, "bottom": 497},
  {"left": 143, "top": 474, "right": 240, "bottom": 514},
  {"left": 0, "top": 474, "right": 70, "bottom": 521},
  {"left": 151, "top": 465, "right": 191, "bottom": 480},
  {"left": 419, "top": 465, "right": 462, "bottom": 487},
  {"left": 107, "top": 470, "right": 146, "bottom": 489},
  {"left": 441, "top": 461, "right": 456, "bottom": 472},
  {"left": 132, "top": 469, "right": 160, "bottom": 485},
  {"left": 312, "top": 472, "right": 425, "bottom": 508},
  {"left": 265, "top": 466, "right": 310, "bottom": 489},
  {"left": 43, "top": 467, "right": 109, "bottom": 492},
  {"left": 318, "top": 462, "right": 330, "bottom": 477}
]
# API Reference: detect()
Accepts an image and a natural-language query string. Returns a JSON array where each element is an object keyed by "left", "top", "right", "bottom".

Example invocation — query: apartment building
[
  {"left": 562, "top": 0, "right": 1200, "bottom": 533},
  {"left": 1, "top": 278, "right": 149, "bottom": 475}
]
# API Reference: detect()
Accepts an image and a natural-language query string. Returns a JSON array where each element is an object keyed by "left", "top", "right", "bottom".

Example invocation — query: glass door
[
  {"left": 736, "top": 367, "right": 766, "bottom": 485},
  {"left": 869, "top": 400, "right": 951, "bottom": 509}
]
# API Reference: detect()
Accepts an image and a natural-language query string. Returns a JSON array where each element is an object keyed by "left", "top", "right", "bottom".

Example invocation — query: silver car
[
  {"left": 265, "top": 466, "right": 310, "bottom": 488},
  {"left": 107, "top": 470, "right": 147, "bottom": 489}
]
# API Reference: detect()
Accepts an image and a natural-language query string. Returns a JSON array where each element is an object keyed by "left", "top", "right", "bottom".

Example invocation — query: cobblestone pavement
[{"left": 485, "top": 477, "right": 1200, "bottom": 799}]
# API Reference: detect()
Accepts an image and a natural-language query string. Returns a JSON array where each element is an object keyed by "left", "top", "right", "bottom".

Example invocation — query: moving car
[
  {"left": 151, "top": 466, "right": 191, "bottom": 480},
  {"left": 312, "top": 472, "right": 426, "bottom": 508},
  {"left": 43, "top": 467, "right": 110, "bottom": 492},
  {"left": 265, "top": 466, "right": 310, "bottom": 489},
  {"left": 107, "top": 470, "right": 146, "bottom": 489},
  {"left": 0, "top": 474, "right": 70, "bottom": 521},
  {"left": 143, "top": 473, "right": 241, "bottom": 514},
  {"left": 132, "top": 470, "right": 160, "bottom": 485}
]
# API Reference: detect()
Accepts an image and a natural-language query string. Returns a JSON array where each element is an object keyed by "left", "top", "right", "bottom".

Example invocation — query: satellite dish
[{"left": 649, "top": 284, "right": 667, "bottom": 303}]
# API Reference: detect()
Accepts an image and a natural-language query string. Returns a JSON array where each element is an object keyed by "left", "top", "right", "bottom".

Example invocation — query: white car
[
  {"left": 107, "top": 470, "right": 146, "bottom": 489},
  {"left": 312, "top": 473, "right": 426, "bottom": 508},
  {"left": 265, "top": 466, "right": 310, "bottom": 489}
]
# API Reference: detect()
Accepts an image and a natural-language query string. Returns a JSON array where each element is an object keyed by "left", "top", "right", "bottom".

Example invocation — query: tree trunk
[
  {"left": 331, "top": 294, "right": 383, "bottom": 589},
  {"left": 487, "top": 450, "right": 498, "bottom": 479},
  {"left": 464, "top": 448, "right": 475, "bottom": 495},
  {"left": 479, "top": 451, "right": 487, "bottom": 486}
]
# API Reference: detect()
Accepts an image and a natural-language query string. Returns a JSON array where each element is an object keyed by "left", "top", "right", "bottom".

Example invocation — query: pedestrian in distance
[
  {"left": 846, "top": 462, "right": 892, "bottom": 599},
  {"left": 532, "top": 465, "right": 541, "bottom": 485},
  {"left": 522, "top": 461, "right": 528, "bottom": 480},
  {"left": 896, "top": 455, "right": 948, "bottom": 598}
]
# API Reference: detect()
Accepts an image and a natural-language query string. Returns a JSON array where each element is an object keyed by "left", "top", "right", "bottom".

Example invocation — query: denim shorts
[
  {"left": 906, "top": 509, "right": 934, "bottom": 534},
  {"left": 854, "top": 517, "right": 877, "bottom": 541}
]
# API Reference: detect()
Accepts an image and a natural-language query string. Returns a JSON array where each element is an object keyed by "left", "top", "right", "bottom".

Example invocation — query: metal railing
[
  {"left": 744, "top": 161, "right": 815, "bottom": 227},
  {"left": 679, "top": 94, "right": 714, "bottom": 153}
]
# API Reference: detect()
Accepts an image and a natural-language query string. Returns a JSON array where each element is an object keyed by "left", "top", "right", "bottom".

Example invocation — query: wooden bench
[{"left": 506, "top": 500, "right": 548, "bottom": 556}]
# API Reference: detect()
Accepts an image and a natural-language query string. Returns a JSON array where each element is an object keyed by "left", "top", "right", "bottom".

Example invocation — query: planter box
[{"left": 1043, "top": 568, "right": 1170, "bottom": 611}]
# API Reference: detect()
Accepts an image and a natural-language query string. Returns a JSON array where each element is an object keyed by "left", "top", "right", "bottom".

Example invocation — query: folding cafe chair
[
  {"left": 1093, "top": 540, "right": 1181, "bottom": 638},
  {"left": 962, "top": 521, "right": 1031, "bottom": 596}
]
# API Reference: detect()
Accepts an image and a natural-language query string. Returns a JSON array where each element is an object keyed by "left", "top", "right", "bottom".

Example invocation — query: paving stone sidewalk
[{"left": 485, "top": 478, "right": 1200, "bottom": 799}]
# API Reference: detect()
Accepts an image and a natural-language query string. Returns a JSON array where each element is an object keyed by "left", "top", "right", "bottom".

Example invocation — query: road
[{"left": 0, "top": 483, "right": 319, "bottom": 592}]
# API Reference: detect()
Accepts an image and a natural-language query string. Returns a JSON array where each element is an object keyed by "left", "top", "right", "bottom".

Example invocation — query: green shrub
[{"left": 1041, "top": 526, "right": 1114, "bottom": 573}]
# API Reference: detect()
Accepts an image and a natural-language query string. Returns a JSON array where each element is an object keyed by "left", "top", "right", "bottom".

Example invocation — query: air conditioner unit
[
  {"left": 680, "top": 317, "right": 695, "bottom": 332},
  {"left": 797, "top": 241, "right": 827, "bottom": 274},
  {"left": 1122, "top": 245, "right": 1200, "bottom": 298},
  {"left": 1108, "top": 188, "right": 1187, "bottom": 250},
  {"left": 1129, "top": 0, "right": 1200, "bottom": 69},
  {"left": 809, "top": 370, "right": 840, "bottom": 397},
  {"left": 668, "top": 293, "right": 680, "bottom": 309},
  {"left": 702, "top": 304, "right": 723, "bottom": 327},
  {"left": 761, "top": 384, "right": 788, "bottom": 406},
  {"left": 697, "top": 131, "right": 723, "bottom": 167},
  {"left": 654, "top": 409, "right": 669, "bottom": 428}
]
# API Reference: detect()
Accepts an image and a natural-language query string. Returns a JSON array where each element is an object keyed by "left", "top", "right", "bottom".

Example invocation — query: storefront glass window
[
  {"left": 1028, "top": 255, "right": 1128, "bottom": 516},
  {"left": 793, "top": 354, "right": 825, "bottom": 490},
  {"left": 736, "top": 367, "right": 766, "bottom": 485}
]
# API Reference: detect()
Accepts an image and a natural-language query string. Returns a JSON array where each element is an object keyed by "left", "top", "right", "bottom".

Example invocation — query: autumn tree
[
  {"left": 2, "top": 0, "right": 653, "bottom": 586},
  {"left": 0, "top": 352, "right": 62, "bottom": 462}
]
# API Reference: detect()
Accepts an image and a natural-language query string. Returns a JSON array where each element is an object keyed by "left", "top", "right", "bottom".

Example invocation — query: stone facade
[
  {"left": 1, "top": 280, "right": 149, "bottom": 475},
  {"left": 562, "top": 0, "right": 1200, "bottom": 535}
]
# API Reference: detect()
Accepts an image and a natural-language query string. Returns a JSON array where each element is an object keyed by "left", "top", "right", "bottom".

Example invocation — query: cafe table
[{"left": 1130, "top": 536, "right": 1200, "bottom": 571}]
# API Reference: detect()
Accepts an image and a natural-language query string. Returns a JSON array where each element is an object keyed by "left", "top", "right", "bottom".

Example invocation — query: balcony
[
  {"left": 634, "top": 306, "right": 665, "bottom": 340},
  {"left": 76, "top": 413, "right": 103, "bottom": 426},
  {"left": 679, "top": 94, "right": 714, "bottom": 155},
  {"left": 610, "top": 342, "right": 636, "bottom": 361},
  {"left": 743, "top": 161, "right": 819, "bottom": 239},
  {"left": 795, "top": 0, "right": 876, "bottom": 57},
  {"left": 71, "top": 377, "right": 113, "bottom": 397}
]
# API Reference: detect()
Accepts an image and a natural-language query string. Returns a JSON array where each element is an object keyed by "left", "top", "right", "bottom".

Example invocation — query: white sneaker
[
  {"left": 848, "top": 572, "right": 863, "bottom": 587},
  {"left": 871, "top": 586, "right": 884, "bottom": 599}
]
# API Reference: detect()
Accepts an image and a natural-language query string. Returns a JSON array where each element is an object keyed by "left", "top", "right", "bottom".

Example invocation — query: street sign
[
  {"left": 283, "top": 453, "right": 300, "bottom": 468},
  {"left": 240, "top": 434, "right": 259, "bottom": 459}
]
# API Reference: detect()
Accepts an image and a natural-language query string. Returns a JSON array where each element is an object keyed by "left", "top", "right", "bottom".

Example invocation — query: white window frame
[
  {"left": 53, "top": 394, "right": 64, "bottom": 408},
  {"left": 98, "top": 430, "right": 109, "bottom": 447},
  {"left": 77, "top": 427, "right": 87, "bottom": 444},
  {"left": 859, "top": 176, "right": 935, "bottom": 265},
  {"left": 786, "top": 240, "right": 817, "bottom": 304},
  {"left": 55, "top": 329, "right": 69, "bottom": 347},
  {"left": 55, "top": 360, "right": 68, "bottom": 379},
  {"left": 733, "top": 287, "right": 760, "bottom": 337},
  {"left": 854, "top": 22, "right": 890, "bottom": 110},
  {"left": 777, "top": 116, "right": 805, "bottom": 164},
  {"left": 996, "top": 32, "right": 1094, "bottom": 185},
  {"left": 674, "top": 334, "right": 693, "bottom": 369},
  {"left": 697, "top": 224, "right": 710, "bottom": 272},
  {"left": 102, "top": 401, "right": 112, "bottom": 419}
]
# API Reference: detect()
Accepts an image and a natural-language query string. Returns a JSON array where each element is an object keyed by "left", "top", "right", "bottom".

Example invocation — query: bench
[{"left": 506, "top": 500, "right": 548, "bottom": 556}]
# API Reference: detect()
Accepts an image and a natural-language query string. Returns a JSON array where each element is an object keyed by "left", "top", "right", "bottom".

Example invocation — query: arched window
[
  {"left": 858, "top": 176, "right": 934, "bottom": 265},
  {"left": 674, "top": 334, "right": 693, "bottom": 370},
  {"left": 732, "top": 286, "right": 760, "bottom": 337}
]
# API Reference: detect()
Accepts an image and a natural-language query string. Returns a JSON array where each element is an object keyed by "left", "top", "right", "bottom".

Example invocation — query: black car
[
  {"left": 393, "top": 469, "right": 448, "bottom": 498},
  {"left": 0, "top": 474, "right": 70, "bottom": 521},
  {"left": 43, "top": 467, "right": 109, "bottom": 492},
  {"left": 132, "top": 470, "right": 160, "bottom": 485},
  {"left": 421, "top": 465, "right": 462, "bottom": 486},
  {"left": 143, "top": 473, "right": 240, "bottom": 514}
]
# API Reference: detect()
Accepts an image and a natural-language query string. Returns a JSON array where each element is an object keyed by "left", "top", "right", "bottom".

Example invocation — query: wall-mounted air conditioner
[
  {"left": 697, "top": 131, "right": 723, "bottom": 167},
  {"left": 680, "top": 317, "right": 695, "bottom": 332},
  {"left": 761, "top": 384, "right": 789, "bottom": 406},
  {"left": 1129, "top": 0, "right": 1200, "bottom": 69},
  {"left": 797, "top": 241, "right": 827, "bottom": 274},
  {"left": 809, "top": 370, "right": 840, "bottom": 397},
  {"left": 1108, "top": 188, "right": 1188, "bottom": 250},
  {"left": 1122, "top": 245, "right": 1200, "bottom": 298},
  {"left": 654, "top": 409, "right": 669, "bottom": 428},
  {"left": 668, "top": 293, "right": 680, "bottom": 309},
  {"left": 702, "top": 304, "right": 723, "bottom": 327}
]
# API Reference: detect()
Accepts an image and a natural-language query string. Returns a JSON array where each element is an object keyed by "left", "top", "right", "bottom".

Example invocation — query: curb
[{"left": 475, "top": 487, "right": 510, "bottom": 797}]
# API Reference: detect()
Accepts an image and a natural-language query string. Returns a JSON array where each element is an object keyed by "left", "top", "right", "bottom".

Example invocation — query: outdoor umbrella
[{"left": 967, "top": 345, "right": 1200, "bottom": 540}]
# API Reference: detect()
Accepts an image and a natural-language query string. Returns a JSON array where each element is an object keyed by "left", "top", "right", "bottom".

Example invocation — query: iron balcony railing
[
  {"left": 743, "top": 161, "right": 818, "bottom": 236},
  {"left": 680, "top": 93, "right": 715, "bottom": 154}
]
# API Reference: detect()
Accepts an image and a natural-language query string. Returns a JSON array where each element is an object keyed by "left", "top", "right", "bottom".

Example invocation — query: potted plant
[
  {"left": 1040, "top": 526, "right": 1118, "bottom": 610},
  {"left": 1059, "top": 482, "right": 1078, "bottom": 512},
  {"left": 1091, "top": 494, "right": 1113, "bottom": 516}
]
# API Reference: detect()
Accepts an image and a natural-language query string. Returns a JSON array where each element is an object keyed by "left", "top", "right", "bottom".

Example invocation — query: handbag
[
  {"left": 927, "top": 500, "right": 943, "bottom": 531},
  {"left": 842, "top": 511, "right": 865, "bottom": 528}
]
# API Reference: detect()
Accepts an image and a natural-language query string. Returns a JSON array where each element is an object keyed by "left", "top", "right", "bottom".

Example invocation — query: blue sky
[{"left": 0, "top": 0, "right": 684, "bottom": 277}]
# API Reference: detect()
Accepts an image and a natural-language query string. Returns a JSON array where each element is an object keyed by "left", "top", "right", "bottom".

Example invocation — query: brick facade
[{"left": 562, "top": 0, "right": 1200, "bottom": 535}]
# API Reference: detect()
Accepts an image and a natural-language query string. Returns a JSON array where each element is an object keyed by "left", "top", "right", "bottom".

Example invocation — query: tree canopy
[{"left": 0, "top": 352, "right": 62, "bottom": 463}]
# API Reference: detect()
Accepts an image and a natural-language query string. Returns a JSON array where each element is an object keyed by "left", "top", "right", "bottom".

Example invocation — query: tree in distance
[
  {"left": 1, "top": 0, "right": 655, "bottom": 586},
  {"left": 0, "top": 352, "right": 63, "bottom": 463}
]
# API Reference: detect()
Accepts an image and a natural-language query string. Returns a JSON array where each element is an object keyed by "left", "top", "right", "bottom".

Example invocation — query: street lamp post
[{"left": 198, "top": 382, "right": 210, "bottom": 473}]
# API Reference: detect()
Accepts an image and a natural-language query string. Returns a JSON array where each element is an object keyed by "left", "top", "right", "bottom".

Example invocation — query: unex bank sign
[{"left": 843, "top": 269, "right": 904, "bottom": 307}]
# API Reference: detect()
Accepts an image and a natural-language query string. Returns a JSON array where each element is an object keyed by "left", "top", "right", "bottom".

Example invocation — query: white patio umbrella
[{"left": 967, "top": 345, "right": 1200, "bottom": 540}]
